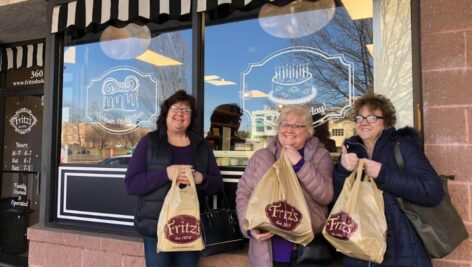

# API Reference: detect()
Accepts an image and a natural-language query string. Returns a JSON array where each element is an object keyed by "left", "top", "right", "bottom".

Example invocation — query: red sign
[
  {"left": 324, "top": 212, "right": 358, "bottom": 240},
  {"left": 265, "top": 201, "right": 302, "bottom": 230},
  {"left": 164, "top": 215, "right": 201, "bottom": 244}
]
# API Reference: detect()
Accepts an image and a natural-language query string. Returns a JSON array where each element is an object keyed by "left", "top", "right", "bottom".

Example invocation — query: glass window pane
[
  {"left": 61, "top": 26, "right": 192, "bottom": 165},
  {"left": 204, "top": 0, "right": 412, "bottom": 166}
]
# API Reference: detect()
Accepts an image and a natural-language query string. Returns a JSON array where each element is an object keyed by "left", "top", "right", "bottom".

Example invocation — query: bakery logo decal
[
  {"left": 324, "top": 212, "right": 358, "bottom": 240},
  {"left": 86, "top": 67, "right": 158, "bottom": 133},
  {"left": 9, "top": 108, "right": 38, "bottom": 135},
  {"left": 265, "top": 201, "right": 302, "bottom": 230},
  {"left": 164, "top": 215, "right": 201, "bottom": 244},
  {"left": 241, "top": 46, "right": 354, "bottom": 127}
]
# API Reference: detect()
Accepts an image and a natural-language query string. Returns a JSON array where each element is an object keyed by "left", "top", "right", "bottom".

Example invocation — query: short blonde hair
[{"left": 276, "top": 105, "right": 314, "bottom": 136}]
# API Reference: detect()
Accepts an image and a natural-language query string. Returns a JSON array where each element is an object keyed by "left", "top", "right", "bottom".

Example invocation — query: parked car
[
  {"left": 127, "top": 147, "right": 135, "bottom": 154},
  {"left": 98, "top": 155, "right": 131, "bottom": 166}
]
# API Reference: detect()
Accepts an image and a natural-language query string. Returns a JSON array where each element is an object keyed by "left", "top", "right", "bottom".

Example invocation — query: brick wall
[
  {"left": 27, "top": 226, "right": 249, "bottom": 267},
  {"left": 27, "top": 226, "right": 145, "bottom": 267},
  {"left": 421, "top": 0, "right": 472, "bottom": 266}
]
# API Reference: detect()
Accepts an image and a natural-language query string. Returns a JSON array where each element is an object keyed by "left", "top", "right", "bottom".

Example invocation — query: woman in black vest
[{"left": 125, "top": 90, "right": 224, "bottom": 267}]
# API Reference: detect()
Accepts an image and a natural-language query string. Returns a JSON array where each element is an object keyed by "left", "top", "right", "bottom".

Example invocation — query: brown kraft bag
[
  {"left": 322, "top": 159, "right": 387, "bottom": 263},
  {"left": 244, "top": 147, "right": 314, "bottom": 246},
  {"left": 157, "top": 166, "right": 204, "bottom": 252}
]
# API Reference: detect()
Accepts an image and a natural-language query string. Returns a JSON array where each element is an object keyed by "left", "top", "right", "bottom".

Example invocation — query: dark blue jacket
[{"left": 333, "top": 127, "right": 444, "bottom": 267}]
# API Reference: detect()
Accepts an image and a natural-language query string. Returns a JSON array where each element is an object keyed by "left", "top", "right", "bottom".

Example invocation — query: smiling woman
[
  {"left": 236, "top": 104, "right": 334, "bottom": 267},
  {"left": 124, "top": 90, "right": 224, "bottom": 267}
]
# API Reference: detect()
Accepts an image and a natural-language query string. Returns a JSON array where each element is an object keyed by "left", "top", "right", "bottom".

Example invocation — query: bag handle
[
  {"left": 169, "top": 166, "right": 197, "bottom": 204},
  {"left": 346, "top": 159, "right": 366, "bottom": 211},
  {"left": 202, "top": 172, "right": 233, "bottom": 212}
]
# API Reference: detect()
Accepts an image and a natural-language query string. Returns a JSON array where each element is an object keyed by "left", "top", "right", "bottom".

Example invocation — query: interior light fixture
[
  {"left": 244, "top": 90, "right": 268, "bottom": 98},
  {"left": 135, "top": 50, "right": 182, "bottom": 66},
  {"left": 64, "top": 47, "right": 76, "bottom": 64},
  {"left": 204, "top": 75, "right": 221, "bottom": 81},
  {"left": 205, "top": 79, "right": 237, "bottom": 86},
  {"left": 341, "top": 0, "right": 373, "bottom": 20},
  {"left": 258, "top": 0, "right": 336, "bottom": 39},
  {"left": 366, "top": 44, "right": 374, "bottom": 57},
  {"left": 204, "top": 75, "right": 236, "bottom": 86}
]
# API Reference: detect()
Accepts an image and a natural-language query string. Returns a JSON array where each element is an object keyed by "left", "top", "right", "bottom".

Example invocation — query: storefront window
[
  {"left": 61, "top": 26, "right": 192, "bottom": 165},
  {"left": 204, "top": 0, "right": 413, "bottom": 165}
]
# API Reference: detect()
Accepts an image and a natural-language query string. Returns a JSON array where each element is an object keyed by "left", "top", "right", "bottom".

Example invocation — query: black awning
[
  {"left": 0, "top": 42, "right": 45, "bottom": 72},
  {"left": 51, "top": 0, "right": 284, "bottom": 34}
]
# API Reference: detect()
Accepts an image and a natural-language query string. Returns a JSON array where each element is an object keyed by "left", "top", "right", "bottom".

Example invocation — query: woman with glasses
[
  {"left": 236, "top": 105, "right": 334, "bottom": 267},
  {"left": 125, "top": 90, "right": 223, "bottom": 267},
  {"left": 333, "top": 93, "right": 443, "bottom": 267}
]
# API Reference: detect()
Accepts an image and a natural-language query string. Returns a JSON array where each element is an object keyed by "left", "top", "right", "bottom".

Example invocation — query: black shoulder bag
[
  {"left": 200, "top": 191, "right": 245, "bottom": 256},
  {"left": 394, "top": 141, "right": 468, "bottom": 258},
  {"left": 296, "top": 233, "right": 335, "bottom": 264}
]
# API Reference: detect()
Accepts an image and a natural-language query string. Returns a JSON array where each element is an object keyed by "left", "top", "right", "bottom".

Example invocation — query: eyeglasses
[
  {"left": 279, "top": 123, "right": 306, "bottom": 130},
  {"left": 170, "top": 105, "right": 192, "bottom": 115},
  {"left": 354, "top": 115, "right": 384, "bottom": 123}
]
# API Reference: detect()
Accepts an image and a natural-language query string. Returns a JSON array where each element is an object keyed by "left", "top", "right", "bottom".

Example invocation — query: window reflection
[
  {"left": 204, "top": 2, "right": 377, "bottom": 167},
  {"left": 61, "top": 28, "right": 192, "bottom": 164}
]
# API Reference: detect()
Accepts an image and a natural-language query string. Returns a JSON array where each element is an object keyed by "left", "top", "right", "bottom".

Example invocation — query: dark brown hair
[
  {"left": 156, "top": 90, "right": 197, "bottom": 134},
  {"left": 350, "top": 93, "right": 397, "bottom": 127}
]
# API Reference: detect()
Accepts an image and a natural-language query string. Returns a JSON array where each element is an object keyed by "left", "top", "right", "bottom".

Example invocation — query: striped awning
[
  {"left": 0, "top": 42, "right": 45, "bottom": 72},
  {"left": 51, "top": 0, "right": 281, "bottom": 33}
]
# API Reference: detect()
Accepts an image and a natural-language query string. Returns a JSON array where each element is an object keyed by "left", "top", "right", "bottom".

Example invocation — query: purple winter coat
[{"left": 236, "top": 136, "right": 334, "bottom": 267}]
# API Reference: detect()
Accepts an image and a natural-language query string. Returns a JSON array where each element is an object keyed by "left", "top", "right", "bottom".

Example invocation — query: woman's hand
[
  {"left": 363, "top": 159, "right": 382, "bottom": 178},
  {"left": 249, "top": 228, "right": 274, "bottom": 241},
  {"left": 284, "top": 145, "right": 302, "bottom": 165},
  {"left": 166, "top": 165, "right": 179, "bottom": 181},
  {"left": 341, "top": 145, "right": 359, "bottom": 171},
  {"left": 191, "top": 169, "right": 204, "bottom": 184},
  {"left": 167, "top": 165, "right": 193, "bottom": 184}
]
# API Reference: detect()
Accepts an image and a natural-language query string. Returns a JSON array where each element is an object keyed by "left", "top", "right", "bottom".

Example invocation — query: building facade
[{"left": 0, "top": 0, "right": 470, "bottom": 266}]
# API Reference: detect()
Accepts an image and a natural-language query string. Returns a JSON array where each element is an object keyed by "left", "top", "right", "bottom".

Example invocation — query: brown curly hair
[{"left": 350, "top": 93, "right": 397, "bottom": 127}]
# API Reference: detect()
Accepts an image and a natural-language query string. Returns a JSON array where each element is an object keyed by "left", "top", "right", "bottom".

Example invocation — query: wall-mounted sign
[
  {"left": 85, "top": 66, "right": 159, "bottom": 134},
  {"left": 3, "top": 96, "right": 42, "bottom": 172},
  {"left": 12, "top": 182, "right": 29, "bottom": 207},
  {"left": 241, "top": 46, "right": 354, "bottom": 129},
  {"left": 6, "top": 66, "right": 44, "bottom": 87}
]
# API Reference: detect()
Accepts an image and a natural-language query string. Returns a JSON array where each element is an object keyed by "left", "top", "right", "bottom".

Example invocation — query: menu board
[{"left": 3, "top": 96, "right": 42, "bottom": 172}]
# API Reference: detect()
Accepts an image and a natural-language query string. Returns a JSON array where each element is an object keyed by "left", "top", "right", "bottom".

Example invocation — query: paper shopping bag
[
  {"left": 244, "top": 147, "right": 314, "bottom": 246},
  {"left": 157, "top": 166, "right": 204, "bottom": 252},
  {"left": 322, "top": 159, "right": 387, "bottom": 263}
]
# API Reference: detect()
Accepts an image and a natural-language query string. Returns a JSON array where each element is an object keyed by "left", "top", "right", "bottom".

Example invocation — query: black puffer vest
[{"left": 134, "top": 129, "right": 209, "bottom": 236}]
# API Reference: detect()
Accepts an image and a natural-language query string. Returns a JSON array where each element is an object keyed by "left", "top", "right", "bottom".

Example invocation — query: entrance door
[{"left": 1, "top": 95, "right": 42, "bottom": 258}]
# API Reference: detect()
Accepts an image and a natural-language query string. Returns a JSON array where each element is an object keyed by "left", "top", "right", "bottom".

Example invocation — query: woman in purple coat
[{"left": 236, "top": 105, "right": 334, "bottom": 267}]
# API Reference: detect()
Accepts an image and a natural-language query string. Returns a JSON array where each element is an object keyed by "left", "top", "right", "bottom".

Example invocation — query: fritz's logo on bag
[
  {"left": 265, "top": 201, "right": 302, "bottom": 230},
  {"left": 164, "top": 215, "right": 201, "bottom": 244},
  {"left": 325, "top": 212, "right": 358, "bottom": 240}
]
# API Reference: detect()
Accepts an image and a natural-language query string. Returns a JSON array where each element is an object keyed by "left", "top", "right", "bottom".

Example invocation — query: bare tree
[
  {"left": 150, "top": 31, "right": 191, "bottom": 102},
  {"left": 290, "top": 10, "right": 373, "bottom": 108}
]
